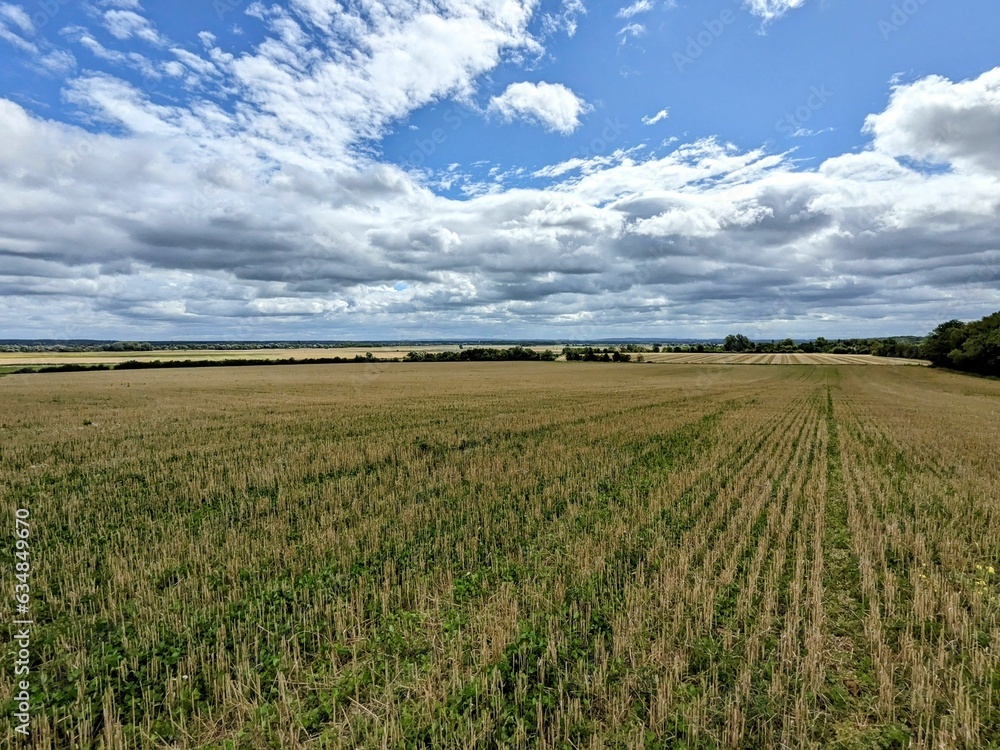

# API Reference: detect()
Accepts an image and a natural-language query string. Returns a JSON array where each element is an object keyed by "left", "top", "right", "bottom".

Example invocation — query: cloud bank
[{"left": 0, "top": 1, "right": 997, "bottom": 340}]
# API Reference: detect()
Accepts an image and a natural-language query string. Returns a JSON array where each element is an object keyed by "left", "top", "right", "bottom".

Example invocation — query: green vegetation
[
  {"left": 562, "top": 346, "right": 633, "bottom": 362},
  {"left": 403, "top": 346, "right": 557, "bottom": 362},
  {"left": 922, "top": 310, "right": 1000, "bottom": 376},
  {"left": 1, "top": 363, "right": 997, "bottom": 748},
  {"left": 0, "top": 340, "right": 419, "bottom": 353},
  {"left": 716, "top": 334, "right": 923, "bottom": 359},
  {"left": 11, "top": 354, "right": 396, "bottom": 375}
]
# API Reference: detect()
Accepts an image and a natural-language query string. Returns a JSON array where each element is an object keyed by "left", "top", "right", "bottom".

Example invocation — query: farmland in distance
[
  {"left": 0, "top": 349, "right": 926, "bottom": 368},
  {"left": 637, "top": 353, "right": 925, "bottom": 366},
  {"left": 0, "top": 363, "right": 997, "bottom": 748}
]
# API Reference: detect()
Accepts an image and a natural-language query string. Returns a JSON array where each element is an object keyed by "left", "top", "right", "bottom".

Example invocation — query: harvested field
[
  {"left": 0, "top": 349, "right": 928, "bottom": 368},
  {"left": 0, "top": 346, "right": 490, "bottom": 367},
  {"left": 0, "top": 363, "right": 995, "bottom": 748},
  {"left": 640, "top": 352, "right": 927, "bottom": 366}
]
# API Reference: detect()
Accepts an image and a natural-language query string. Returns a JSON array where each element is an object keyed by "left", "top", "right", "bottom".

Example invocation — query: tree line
[
  {"left": 563, "top": 347, "right": 633, "bottom": 362},
  {"left": 404, "top": 347, "right": 557, "bottom": 362},
  {"left": 716, "top": 309, "right": 999, "bottom": 376},
  {"left": 922, "top": 311, "right": 1000, "bottom": 376},
  {"left": 13, "top": 354, "right": 393, "bottom": 375},
  {"left": 716, "top": 334, "right": 923, "bottom": 358}
]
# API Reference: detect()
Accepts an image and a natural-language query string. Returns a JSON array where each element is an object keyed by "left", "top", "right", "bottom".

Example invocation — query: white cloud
[
  {"left": 0, "top": 6, "right": 79, "bottom": 74},
  {"left": 70, "top": 30, "right": 163, "bottom": 79},
  {"left": 44, "top": 1, "right": 546, "bottom": 176},
  {"left": 617, "top": 1, "right": 654, "bottom": 19},
  {"left": 216, "top": 1, "right": 543, "bottom": 167},
  {"left": 617, "top": 23, "right": 646, "bottom": 43},
  {"left": 542, "top": 0, "right": 586, "bottom": 38},
  {"left": 4, "top": 68, "right": 998, "bottom": 337},
  {"left": 791, "top": 126, "right": 833, "bottom": 138},
  {"left": 0, "top": 4, "right": 33, "bottom": 34},
  {"left": 642, "top": 108, "right": 670, "bottom": 125},
  {"left": 0, "top": 4, "right": 36, "bottom": 55},
  {"left": 102, "top": 10, "right": 165, "bottom": 45},
  {"left": 743, "top": 0, "right": 805, "bottom": 22},
  {"left": 0, "top": 22, "right": 35, "bottom": 53},
  {"left": 865, "top": 68, "right": 1000, "bottom": 173},
  {"left": 37, "top": 49, "right": 75, "bottom": 73},
  {"left": 0, "top": 6, "right": 998, "bottom": 339},
  {"left": 170, "top": 47, "right": 219, "bottom": 78},
  {"left": 489, "top": 81, "right": 590, "bottom": 135}
]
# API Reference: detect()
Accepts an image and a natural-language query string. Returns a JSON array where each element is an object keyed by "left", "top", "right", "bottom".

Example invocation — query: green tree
[
  {"left": 922, "top": 320, "right": 968, "bottom": 367},
  {"left": 723, "top": 334, "right": 752, "bottom": 353},
  {"left": 922, "top": 312, "right": 1000, "bottom": 375}
]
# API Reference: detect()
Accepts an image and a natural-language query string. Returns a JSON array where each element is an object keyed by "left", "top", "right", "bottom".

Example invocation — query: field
[
  {"left": 1, "top": 363, "right": 997, "bottom": 748},
  {"left": 638, "top": 353, "right": 925, "bottom": 366},
  {"left": 0, "top": 346, "right": 476, "bottom": 367},
  {"left": 0, "top": 349, "right": 926, "bottom": 368}
]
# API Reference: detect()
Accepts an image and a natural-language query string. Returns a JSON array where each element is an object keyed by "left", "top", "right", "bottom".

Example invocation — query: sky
[{"left": 0, "top": 0, "right": 998, "bottom": 341}]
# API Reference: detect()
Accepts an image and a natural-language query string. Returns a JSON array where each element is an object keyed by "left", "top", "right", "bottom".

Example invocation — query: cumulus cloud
[
  {"left": 0, "top": 4, "right": 997, "bottom": 339},
  {"left": 865, "top": 67, "right": 1000, "bottom": 173},
  {"left": 57, "top": 1, "right": 543, "bottom": 172},
  {"left": 489, "top": 81, "right": 590, "bottom": 134}
]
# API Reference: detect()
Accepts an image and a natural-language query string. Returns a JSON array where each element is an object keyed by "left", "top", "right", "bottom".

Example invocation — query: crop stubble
[{"left": 0, "top": 363, "right": 996, "bottom": 748}]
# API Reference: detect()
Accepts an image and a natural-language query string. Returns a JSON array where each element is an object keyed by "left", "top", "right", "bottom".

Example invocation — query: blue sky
[
  {"left": 0, "top": 0, "right": 998, "bottom": 339},
  {"left": 383, "top": 0, "right": 999, "bottom": 191}
]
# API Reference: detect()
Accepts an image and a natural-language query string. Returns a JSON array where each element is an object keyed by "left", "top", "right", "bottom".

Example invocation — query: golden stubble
[{"left": 0, "top": 363, "right": 995, "bottom": 748}]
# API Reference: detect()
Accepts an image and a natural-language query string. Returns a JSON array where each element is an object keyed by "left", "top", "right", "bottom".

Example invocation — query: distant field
[
  {"left": 1, "top": 363, "right": 995, "bottom": 748},
  {"left": 0, "top": 348, "right": 927, "bottom": 367},
  {"left": 642, "top": 352, "right": 928, "bottom": 366},
  {"left": 0, "top": 345, "right": 471, "bottom": 366}
]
